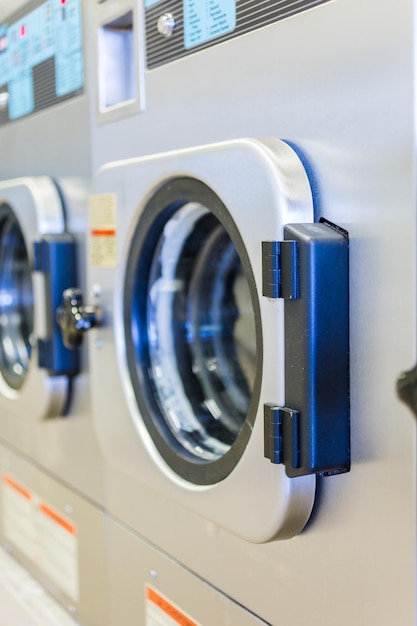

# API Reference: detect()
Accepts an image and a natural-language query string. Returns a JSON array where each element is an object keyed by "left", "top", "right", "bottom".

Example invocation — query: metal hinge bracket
[
  {"left": 264, "top": 404, "right": 300, "bottom": 470},
  {"left": 261, "top": 240, "right": 299, "bottom": 299}
]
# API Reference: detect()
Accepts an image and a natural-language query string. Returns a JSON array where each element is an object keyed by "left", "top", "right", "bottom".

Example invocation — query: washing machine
[
  {"left": 0, "top": 0, "right": 105, "bottom": 505},
  {"left": 0, "top": 176, "right": 77, "bottom": 456},
  {"left": 0, "top": 1, "right": 109, "bottom": 623},
  {"left": 86, "top": 0, "right": 417, "bottom": 624}
]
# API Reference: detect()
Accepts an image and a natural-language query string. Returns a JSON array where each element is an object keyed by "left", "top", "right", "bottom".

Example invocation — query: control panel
[{"left": 0, "top": 0, "right": 84, "bottom": 125}]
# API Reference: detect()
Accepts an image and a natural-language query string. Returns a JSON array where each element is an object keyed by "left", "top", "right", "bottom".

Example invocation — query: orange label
[
  {"left": 146, "top": 587, "right": 198, "bottom": 626},
  {"left": 3, "top": 474, "right": 31, "bottom": 500},
  {"left": 39, "top": 503, "right": 76, "bottom": 536},
  {"left": 90, "top": 229, "right": 116, "bottom": 237}
]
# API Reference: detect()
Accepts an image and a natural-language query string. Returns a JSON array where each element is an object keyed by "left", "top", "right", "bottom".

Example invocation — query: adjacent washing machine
[
  {"left": 0, "top": 0, "right": 105, "bottom": 510},
  {"left": 0, "top": 174, "right": 104, "bottom": 507},
  {"left": 0, "top": 0, "right": 102, "bottom": 503},
  {"left": 0, "top": 176, "right": 77, "bottom": 456},
  {"left": 87, "top": 0, "right": 417, "bottom": 624},
  {"left": 0, "top": 1, "right": 109, "bottom": 623}
]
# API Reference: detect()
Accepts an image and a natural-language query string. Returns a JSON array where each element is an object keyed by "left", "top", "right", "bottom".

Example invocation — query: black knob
[
  {"left": 57, "top": 288, "right": 102, "bottom": 349},
  {"left": 397, "top": 364, "right": 417, "bottom": 419}
]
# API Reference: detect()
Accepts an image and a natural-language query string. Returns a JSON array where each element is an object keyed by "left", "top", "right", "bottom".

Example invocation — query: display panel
[{"left": 0, "top": 0, "right": 84, "bottom": 124}]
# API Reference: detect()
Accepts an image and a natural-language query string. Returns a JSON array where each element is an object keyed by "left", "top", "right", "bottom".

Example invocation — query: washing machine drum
[
  {"left": 125, "top": 179, "right": 261, "bottom": 484},
  {"left": 0, "top": 177, "right": 79, "bottom": 420}
]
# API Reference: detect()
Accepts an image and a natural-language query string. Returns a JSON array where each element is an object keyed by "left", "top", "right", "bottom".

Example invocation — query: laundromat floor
[{"left": 0, "top": 547, "right": 79, "bottom": 625}]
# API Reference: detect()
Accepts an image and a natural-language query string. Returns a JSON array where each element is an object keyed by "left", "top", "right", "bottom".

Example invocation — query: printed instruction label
[
  {"left": 54, "top": 0, "right": 84, "bottom": 97},
  {"left": 37, "top": 503, "right": 78, "bottom": 601},
  {"left": 2, "top": 474, "right": 79, "bottom": 602},
  {"left": 146, "top": 586, "right": 201, "bottom": 626},
  {"left": 89, "top": 194, "right": 117, "bottom": 267},
  {"left": 2, "top": 475, "right": 35, "bottom": 563},
  {"left": 183, "top": 0, "right": 236, "bottom": 49}
]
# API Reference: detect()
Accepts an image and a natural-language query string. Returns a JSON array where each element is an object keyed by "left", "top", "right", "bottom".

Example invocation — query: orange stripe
[
  {"left": 146, "top": 587, "right": 198, "bottom": 626},
  {"left": 90, "top": 229, "right": 116, "bottom": 237},
  {"left": 3, "top": 475, "right": 31, "bottom": 500},
  {"left": 39, "top": 503, "right": 76, "bottom": 535}
]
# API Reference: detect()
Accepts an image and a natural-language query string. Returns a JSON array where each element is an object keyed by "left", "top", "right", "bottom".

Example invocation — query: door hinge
[
  {"left": 262, "top": 240, "right": 299, "bottom": 299},
  {"left": 264, "top": 404, "right": 300, "bottom": 469}
]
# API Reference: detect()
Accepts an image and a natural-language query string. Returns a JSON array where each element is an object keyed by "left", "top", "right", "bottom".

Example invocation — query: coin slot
[{"left": 98, "top": 11, "right": 136, "bottom": 110}]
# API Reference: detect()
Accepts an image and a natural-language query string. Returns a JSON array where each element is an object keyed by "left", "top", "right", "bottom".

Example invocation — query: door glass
[
  {"left": 0, "top": 205, "right": 33, "bottom": 390},
  {"left": 145, "top": 202, "right": 257, "bottom": 461}
]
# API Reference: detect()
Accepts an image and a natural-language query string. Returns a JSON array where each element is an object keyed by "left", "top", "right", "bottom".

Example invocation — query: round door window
[
  {"left": 124, "top": 178, "right": 262, "bottom": 485},
  {"left": 0, "top": 204, "right": 34, "bottom": 390}
]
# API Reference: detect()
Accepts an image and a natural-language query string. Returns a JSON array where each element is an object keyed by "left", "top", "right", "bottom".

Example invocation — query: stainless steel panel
[
  {"left": 0, "top": 443, "right": 110, "bottom": 626},
  {"left": 106, "top": 516, "right": 268, "bottom": 625},
  {"left": 88, "top": 0, "right": 417, "bottom": 624}
]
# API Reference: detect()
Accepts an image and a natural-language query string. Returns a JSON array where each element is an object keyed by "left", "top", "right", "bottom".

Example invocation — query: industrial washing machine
[
  {"left": 0, "top": 1, "right": 109, "bottom": 623},
  {"left": 85, "top": 0, "right": 417, "bottom": 624}
]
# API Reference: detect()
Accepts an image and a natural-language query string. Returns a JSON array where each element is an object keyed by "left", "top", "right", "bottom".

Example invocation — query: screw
[{"left": 91, "top": 284, "right": 102, "bottom": 298}]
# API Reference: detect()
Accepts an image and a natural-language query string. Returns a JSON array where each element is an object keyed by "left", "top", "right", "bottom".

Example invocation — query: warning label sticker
[
  {"left": 146, "top": 586, "right": 201, "bottom": 626},
  {"left": 2, "top": 475, "right": 79, "bottom": 602},
  {"left": 89, "top": 194, "right": 117, "bottom": 267},
  {"left": 37, "top": 503, "right": 78, "bottom": 602},
  {"left": 2, "top": 475, "right": 35, "bottom": 563}
]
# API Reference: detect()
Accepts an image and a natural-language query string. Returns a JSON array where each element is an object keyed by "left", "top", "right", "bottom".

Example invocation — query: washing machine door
[
  {"left": 90, "top": 138, "right": 349, "bottom": 541},
  {"left": 0, "top": 177, "right": 76, "bottom": 420},
  {"left": 125, "top": 179, "right": 264, "bottom": 485}
]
